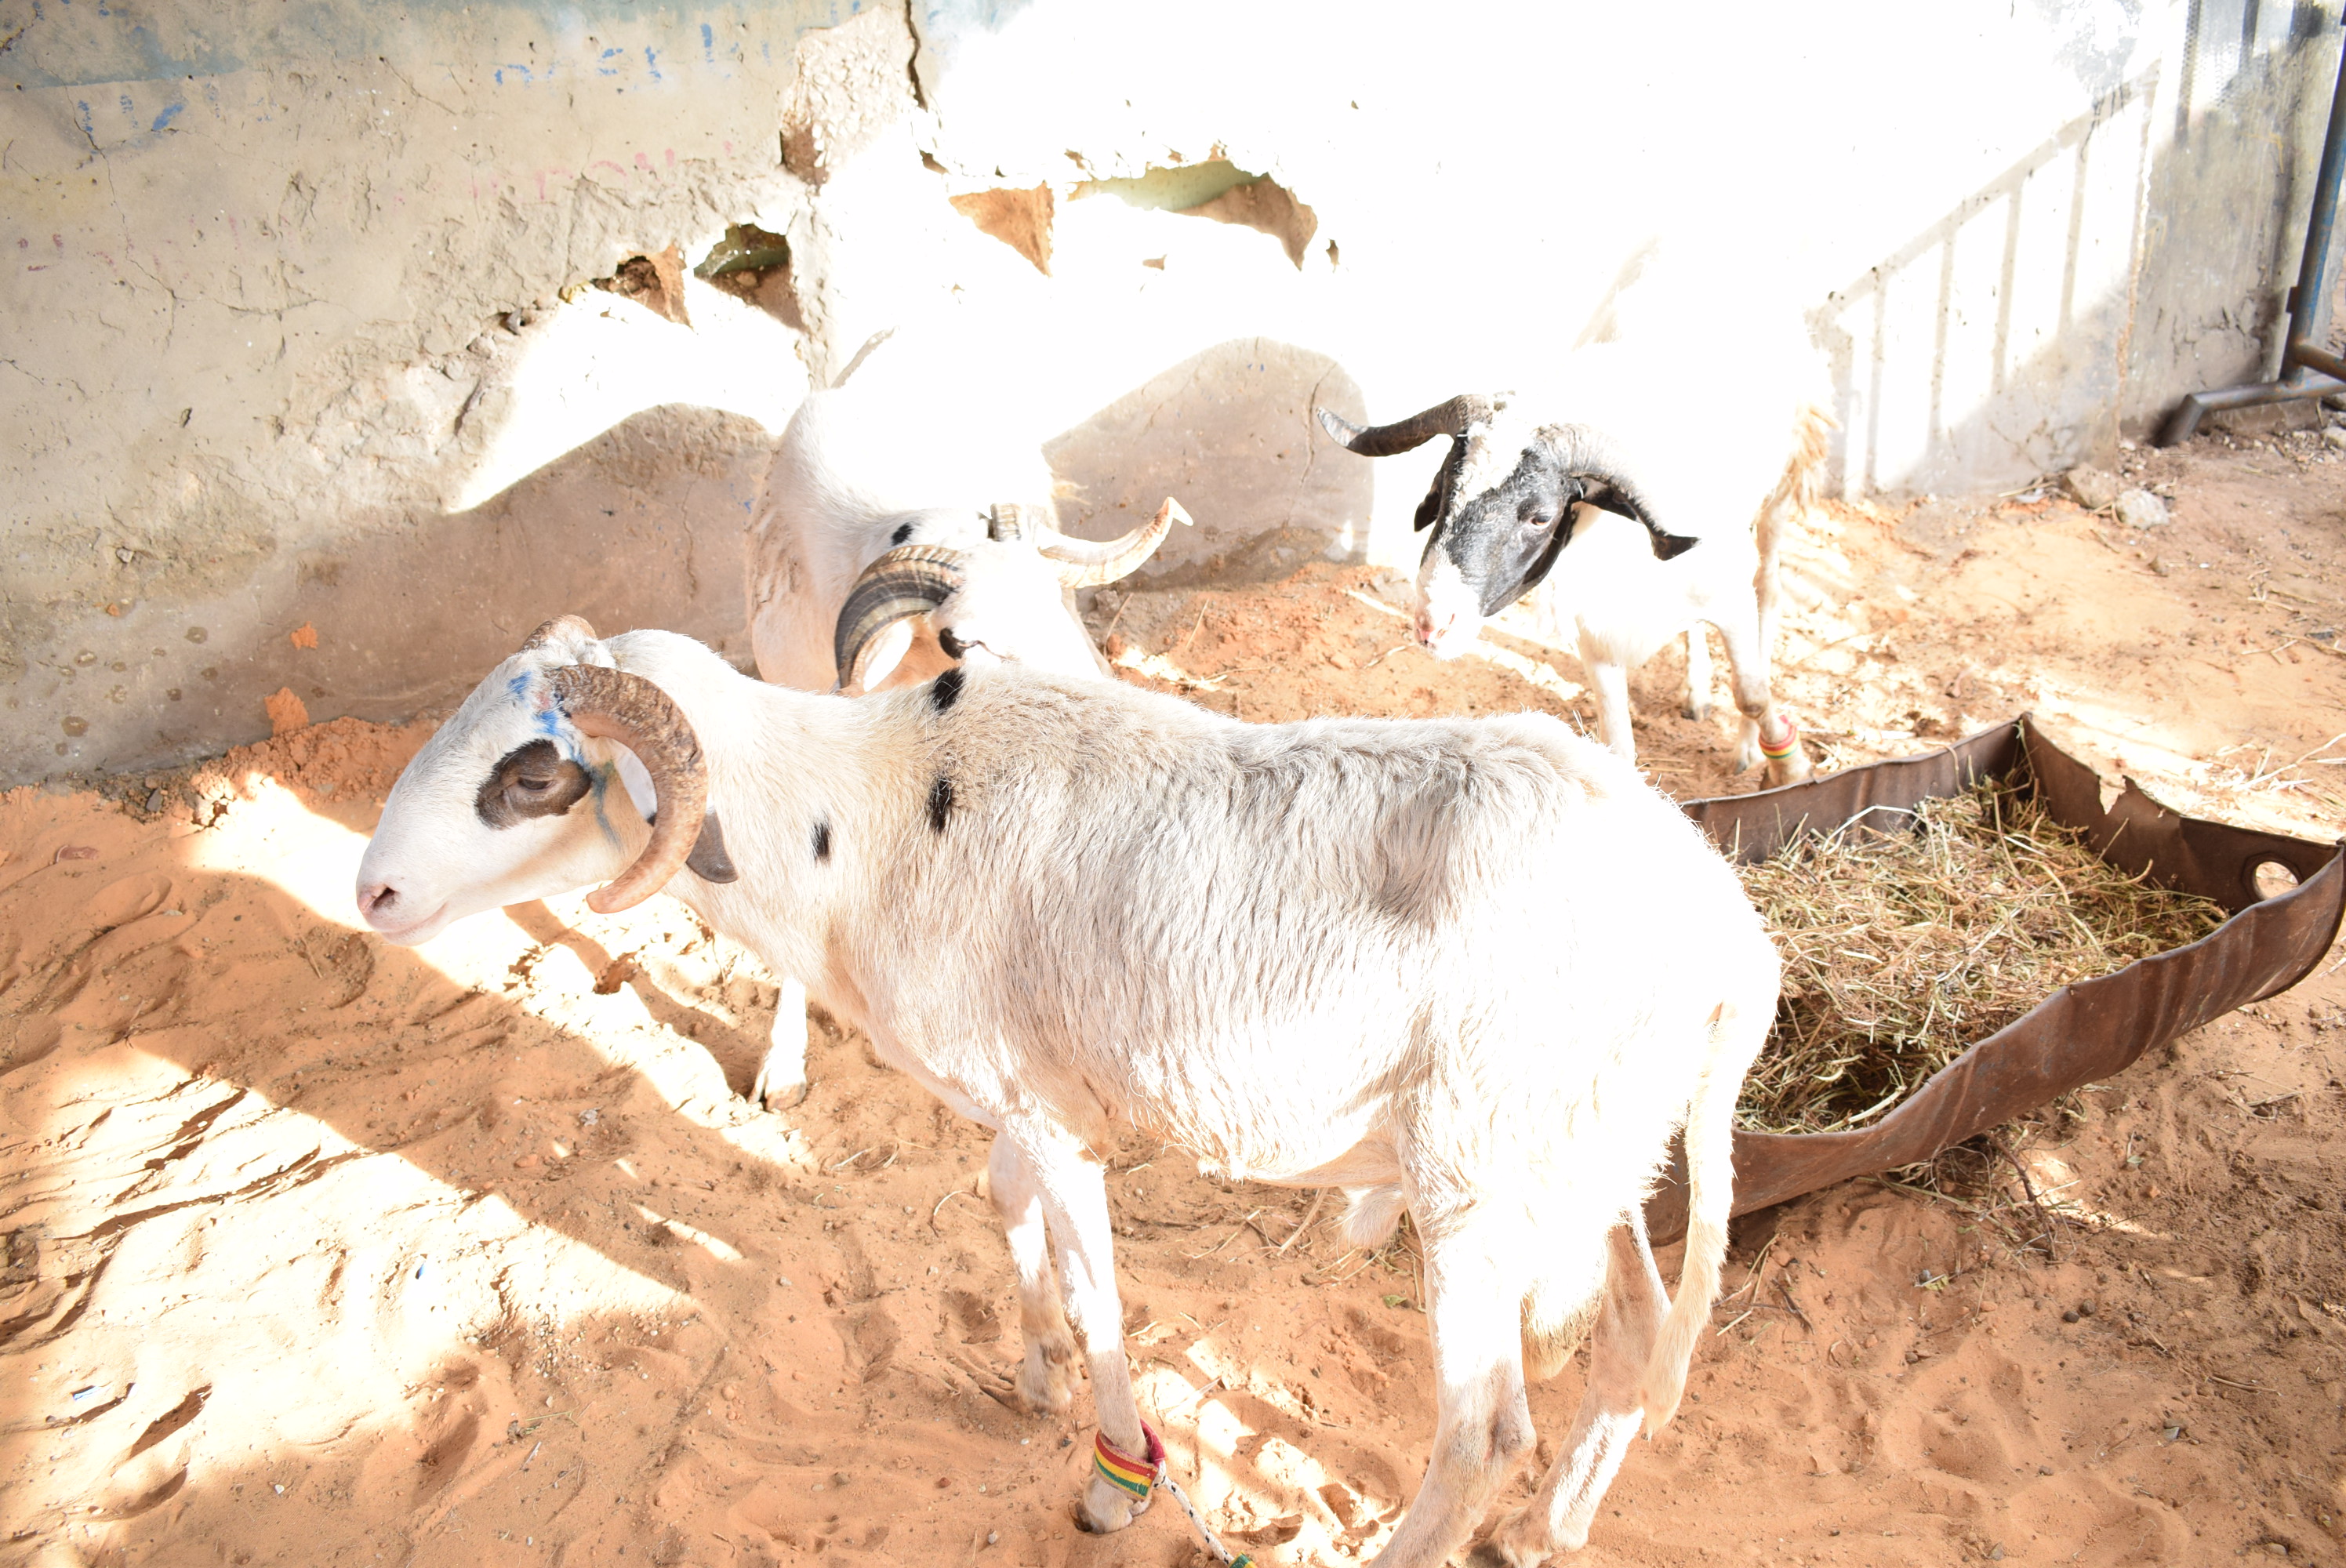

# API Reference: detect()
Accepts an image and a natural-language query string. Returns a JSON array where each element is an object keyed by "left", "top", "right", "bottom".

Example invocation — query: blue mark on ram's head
[{"left": 586, "top": 760, "right": 623, "bottom": 846}]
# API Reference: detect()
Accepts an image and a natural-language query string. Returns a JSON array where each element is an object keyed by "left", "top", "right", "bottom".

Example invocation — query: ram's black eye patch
[{"left": 476, "top": 739, "right": 592, "bottom": 828}]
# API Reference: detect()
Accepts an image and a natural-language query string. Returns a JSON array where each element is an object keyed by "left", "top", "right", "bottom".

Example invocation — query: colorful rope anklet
[
  {"left": 1759, "top": 716, "right": 1799, "bottom": 760},
  {"left": 1092, "top": 1427, "right": 1157, "bottom": 1499},
  {"left": 1092, "top": 1421, "right": 1255, "bottom": 1568}
]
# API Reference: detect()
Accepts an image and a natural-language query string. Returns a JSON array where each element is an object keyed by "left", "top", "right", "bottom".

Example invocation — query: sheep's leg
[
  {"left": 1014, "top": 1137, "right": 1152, "bottom": 1534},
  {"left": 1713, "top": 609, "right": 1811, "bottom": 786},
  {"left": 1367, "top": 1223, "right": 1536, "bottom": 1568},
  {"left": 985, "top": 1136, "right": 1078, "bottom": 1414},
  {"left": 1580, "top": 641, "right": 1637, "bottom": 768},
  {"left": 749, "top": 975, "right": 811, "bottom": 1110},
  {"left": 1487, "top": 1223, "right": 1669, "bottom": 1564},
  {"left": 1680, "top": 626, "right": 1712, "bottom": 721}
]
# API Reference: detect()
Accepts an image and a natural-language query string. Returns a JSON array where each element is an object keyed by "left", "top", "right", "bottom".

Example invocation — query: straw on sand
[{"left": 1736, "top": 782, "right": 2228, "bottom": 1135}]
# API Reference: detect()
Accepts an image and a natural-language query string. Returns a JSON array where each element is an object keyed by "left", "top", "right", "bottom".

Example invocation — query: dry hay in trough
[{"left": 1736, "top": 782, "right": 2229, "bottom": 1136}]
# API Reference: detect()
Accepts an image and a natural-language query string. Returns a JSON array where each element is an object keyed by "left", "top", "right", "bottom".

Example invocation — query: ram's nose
[
  {"left": 1414, "top": 604, "right": 1458, "bottom": 652},
  {"left": 355, "top": 880, "right": 402, "bottom": 929}
]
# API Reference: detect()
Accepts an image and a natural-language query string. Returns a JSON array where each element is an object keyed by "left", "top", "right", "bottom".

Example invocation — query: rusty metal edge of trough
[{"left": 1643, "top": 713, "right": 2346, "bottom": 1245}]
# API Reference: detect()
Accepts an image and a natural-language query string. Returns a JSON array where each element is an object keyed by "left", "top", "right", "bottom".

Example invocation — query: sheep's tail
[
  {"left": 1752, "top": 401, "right": 1835, "bottom": 659},
  {"left": 1636, "top": 1001, "right": 1749, "bottom": 1437}
]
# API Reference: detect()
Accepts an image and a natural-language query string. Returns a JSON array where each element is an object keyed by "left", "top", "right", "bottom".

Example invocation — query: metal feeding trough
[{"left": 1646, "top": 716, "right": 2346, "bottom": 1243}]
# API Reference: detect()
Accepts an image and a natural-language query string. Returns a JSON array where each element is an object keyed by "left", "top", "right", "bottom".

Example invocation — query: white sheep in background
[
  {"left": 1318, "top": 343, "right": 1829, "bottom": 789},
  {"left": 354, "top": 615, "right": 1779, "bottom": 1568},
  {"left": 739, "top": 347, "right": 1186, "bottom": 1105}
]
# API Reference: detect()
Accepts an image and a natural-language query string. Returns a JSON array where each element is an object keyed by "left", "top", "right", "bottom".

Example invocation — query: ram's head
[
  {"left": 1317, "top": 397, "right": 1695, "bottom": 657},
  {"left": 355, "top": 616, "right": 732, "bottom": 944},
  {"left": 832, "top": 498, "right": 1190, "bottom": 690}
]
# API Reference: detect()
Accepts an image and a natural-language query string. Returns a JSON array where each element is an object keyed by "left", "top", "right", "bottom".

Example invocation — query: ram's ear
[
  {"left": 1578, "top": 479, "right": 1700, "bottom": 560},
  {"left": 1413, "top": 439, "right": 1460, "bottom": 532},
  {"left": 686, "top": 811, "right": 739, "bottom": 883},
  {"left": 1413, "top": 473, "right": 1446, "bottom": 532},
  {"left": 626, "top": 771, "right": 736, "bottom": 884}
]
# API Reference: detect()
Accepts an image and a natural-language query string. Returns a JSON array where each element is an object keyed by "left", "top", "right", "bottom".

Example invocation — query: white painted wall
[{"left": 2, "top": 0, "right": 2334, "bottom": 782}]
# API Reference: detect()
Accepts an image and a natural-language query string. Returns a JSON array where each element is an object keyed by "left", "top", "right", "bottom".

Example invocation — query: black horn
[
  {"left": 1538, "top": 423, "right": 1701, "bottom": 562},
  {"left": 833, "top": 544, "right": 968, "bottom": 691},
  {"left": 1316, "top": 394, "right": 1499, "bottom": 457}
]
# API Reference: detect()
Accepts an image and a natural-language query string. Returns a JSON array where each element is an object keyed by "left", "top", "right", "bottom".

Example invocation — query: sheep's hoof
[
  {"left": 1073, "top": 1475, "right": 1146, "bottom": 1534},
  {"left": 750, "top": 1065, "right": 810, "bottom": 1112},
  {"left": 1476, "top": 1508, "right": 1555, "bottom": 1566},
  {"left": 1732, "top": 741, "right": 1763, "bottom": 775},
  {"left": 1015, "top": 1358, "right": 1077, "bottom": 1415},
  {"left": 1682, "top": 696, "right": 1710, "bottom": 722}
]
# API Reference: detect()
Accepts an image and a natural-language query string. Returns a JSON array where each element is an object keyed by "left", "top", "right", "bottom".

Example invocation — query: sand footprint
[{"left": 97, "top": 1385, "right": 209, "bottom": 1521}]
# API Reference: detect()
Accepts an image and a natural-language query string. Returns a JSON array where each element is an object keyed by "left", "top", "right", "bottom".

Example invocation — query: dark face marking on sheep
[
  {"left": 930, "top": 666, "right": 964, "bottom": 713},
  {"left": 890, "top": 521, "right": 916, "bottom": 546},
  {"left": 936, "top": 626, "right": 967, "bottom": 660},
  {"left": 476, "top": 739, "right": 592, "bottom": 828},
  {"left": 926, "top": 775, "right": 954, "bottom": 833},
  {"left": 812, "top": 818, "right": 832, "bottom": 862},
  {"left": 1421, "top": 441, "right": 1695, "bottom": 617}
]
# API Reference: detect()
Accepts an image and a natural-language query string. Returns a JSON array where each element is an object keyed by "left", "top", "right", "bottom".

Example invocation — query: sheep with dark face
[
  {"left": 1319, "top": 360, "right": 1828, "bottom": 789},
  {"left": 353, "top": 615, "right": 1780, "bottom": 1568}
]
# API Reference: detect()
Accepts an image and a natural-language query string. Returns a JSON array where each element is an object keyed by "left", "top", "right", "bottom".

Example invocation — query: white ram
[{"left": 354, "top": 615, "right": 1779, "bottom": 1568}]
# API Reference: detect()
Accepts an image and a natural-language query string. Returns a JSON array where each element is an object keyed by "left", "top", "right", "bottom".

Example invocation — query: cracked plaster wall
[{"left": 2, "top": 0, "right": 2337, "bottom": 786}]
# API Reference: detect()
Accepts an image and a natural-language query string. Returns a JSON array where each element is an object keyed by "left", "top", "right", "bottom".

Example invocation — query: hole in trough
[{"left": 2252, "top": 859, "right": 2301, "bottom": 901}]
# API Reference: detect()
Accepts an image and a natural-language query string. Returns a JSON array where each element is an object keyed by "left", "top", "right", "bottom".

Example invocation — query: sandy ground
[{"left": 5, "top": 426, "right": 2346, "bottom": 1568}]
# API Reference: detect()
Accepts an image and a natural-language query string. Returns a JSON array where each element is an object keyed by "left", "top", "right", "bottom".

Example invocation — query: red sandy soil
[{"left": 4, "top": 428, "right": 2345, "bottom": 1568}]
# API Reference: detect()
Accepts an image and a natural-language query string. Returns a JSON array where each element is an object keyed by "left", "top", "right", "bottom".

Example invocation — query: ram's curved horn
[
  {"left": 1314, "top": 395, "right": 1499, "bottom": 457},
  {"left": 1538, "top": 423, "right": 1698, "bottom": 561},
  {"left": 833, "top": 544, "right": 968, "bottom": 690},
  {"left": 521, "top": 614, "right": 598, "bottom": 650},
  {"left": 1033, "top": 497, "right": 1189, "bottom": 588},
  {"left": 547, "top": 663, "right": 708, "bottom": 914}
]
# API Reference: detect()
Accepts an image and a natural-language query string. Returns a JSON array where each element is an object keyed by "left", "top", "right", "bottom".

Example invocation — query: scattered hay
[{"left": 1738, "top": 783, "right": 2228, "bottom": 1134}]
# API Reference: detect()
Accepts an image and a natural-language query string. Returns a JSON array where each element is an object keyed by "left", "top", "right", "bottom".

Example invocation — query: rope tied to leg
[
  {"left": 1094, "top": 1421, "right": 1255, "bottom": 1568},
  {"left": 1759, "top": 713, "right": 1800, "bottom": 761}
]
